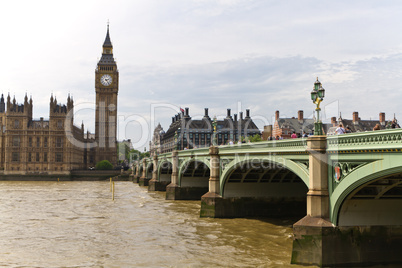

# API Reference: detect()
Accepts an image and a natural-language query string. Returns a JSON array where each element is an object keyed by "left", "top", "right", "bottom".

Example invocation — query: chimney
[
  {"left": 239, "top": 112, "right": 243, "bottom": 120},
  {"left": 185, "top": 107, "right": 189, "bottom": 117},
  {"left": 172, "top": 117, "right": 175, "bottom": 123},
  {"left": 204, "top": 108, "right": 209, "bottom": 117},
  {"left": 175, "top": 115, "right": 178, "bottom": 121},
  {"left": 246, "top": 109, "right": 250, "bottom": 118},
  {"left": 353, "top": 112, "right": 359, "bottom": 124},
  {"left": 227, "top": 108, "right": 231, "bottom": 119},
  {"left": 275, "top": 110, "right": 279, "bottom": 121},
  {"left": 234, "top": 114, "right": 237, "bottom": 122},
  {"left": 331, "top": 117, "right": 336, "bottom": 126},
  {"left": 379, "top": 112, "right": 386, "bottom": 126},
  {"left": 298, "top": 110, "right": 303, "bottom": 123}
]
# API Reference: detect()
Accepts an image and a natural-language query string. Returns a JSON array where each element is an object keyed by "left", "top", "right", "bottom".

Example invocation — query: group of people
[{"left": 336, "top": 119, "right": 401, "bottom": 134}]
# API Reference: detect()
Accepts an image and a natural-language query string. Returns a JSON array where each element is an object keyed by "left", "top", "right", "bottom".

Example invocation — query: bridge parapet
[
  {"left": 327, "top": 129, "right": 402, "bottom": 151},
  {"left": 216, "top": 139, "right": 308, "bottom": 155}
]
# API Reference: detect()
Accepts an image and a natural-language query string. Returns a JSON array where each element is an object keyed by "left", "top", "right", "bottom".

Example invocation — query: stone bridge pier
[
  {"left": 291, "top": 136, "right": 402, "bottom": 267},
  {"left": 139, "top": 158, "right": 151, "bottom": 186}
]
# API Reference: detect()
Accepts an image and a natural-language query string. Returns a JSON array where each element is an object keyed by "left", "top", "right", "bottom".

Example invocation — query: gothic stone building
[{"left": 0, "top": 26, "right": 118, "bottom": 175}]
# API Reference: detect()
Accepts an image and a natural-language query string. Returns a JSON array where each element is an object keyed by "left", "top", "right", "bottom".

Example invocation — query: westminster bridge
[{"left": 131, "top": 129, "right": 402, "bottom": 267}]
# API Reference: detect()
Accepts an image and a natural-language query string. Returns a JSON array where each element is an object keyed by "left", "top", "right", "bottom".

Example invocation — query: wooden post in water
[{"left": 112, "top": 181, "right": 115, "bottom": 200}]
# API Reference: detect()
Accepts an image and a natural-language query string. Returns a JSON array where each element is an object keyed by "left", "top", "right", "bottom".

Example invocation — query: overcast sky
[{"left": 2, "top": 0, "right": 402, "bottom": 150}]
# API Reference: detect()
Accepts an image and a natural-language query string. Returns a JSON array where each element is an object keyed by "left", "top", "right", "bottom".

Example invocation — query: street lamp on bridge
[
  {"left": 212, "top": 116, "right": 218, "bottom": 145},
  {"left": 311, "top": 77, "right": 325, "bottom": 135}
]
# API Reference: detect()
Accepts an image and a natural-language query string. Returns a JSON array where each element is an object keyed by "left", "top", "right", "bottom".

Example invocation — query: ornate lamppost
[
  {"left": 212, "top": 116, "right": 218, "bottom": 145},
  {"left": 311, "top": 77, "right": 325, "bottom": 135}
]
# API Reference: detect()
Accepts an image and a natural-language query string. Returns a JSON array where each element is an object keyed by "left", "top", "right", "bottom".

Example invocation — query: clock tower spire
[{"left": 94, "top": 23, "right": 119, "bottom": 165}]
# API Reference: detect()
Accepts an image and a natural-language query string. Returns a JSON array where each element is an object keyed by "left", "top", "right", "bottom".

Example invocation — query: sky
[{"left": 2, "top": 0, "right": 402, "bottom": 150}]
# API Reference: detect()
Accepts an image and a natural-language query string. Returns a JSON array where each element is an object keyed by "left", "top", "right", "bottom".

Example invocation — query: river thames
[{"left": 0, "top": 181, "right": 306, "bottom": 267}]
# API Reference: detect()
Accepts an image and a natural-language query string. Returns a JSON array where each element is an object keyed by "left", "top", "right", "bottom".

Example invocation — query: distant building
[
  {"left": 153, "top": 107, "right": 261, "bottom": 153},
  {"left": 267, "top": 110, "right": 393, "bottom": 139},
  {"left": 327, "top": 112, "right": 389, "bottom": 135},
  {"left": 149, "top": 123, "right": 164, "bottom": 156},
  {"left": 272, "top": 110, "right": 315, "bottom": 139}
]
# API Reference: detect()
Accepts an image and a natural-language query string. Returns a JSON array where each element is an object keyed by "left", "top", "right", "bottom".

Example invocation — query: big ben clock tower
[{"left": 95, "top": 24, "right": 118, "bottom": 164}]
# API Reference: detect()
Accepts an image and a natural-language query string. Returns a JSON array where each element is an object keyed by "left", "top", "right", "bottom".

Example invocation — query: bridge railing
[
  {"left": 218, "top": 139, "right": 308, "bottom": 155},
  {"left": 327, "top": 128, "right": 402, "bottom": 151},
  {"left": 156, "top": 129, "right": 402, "bottom": 158},
  {"left": 156, "top": 139, "right": 309, "bottom": 158}
]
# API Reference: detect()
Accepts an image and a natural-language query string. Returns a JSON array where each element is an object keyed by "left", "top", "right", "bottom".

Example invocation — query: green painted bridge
[{"left": 132, "top": 129, "right": 402, "bottom": 267}]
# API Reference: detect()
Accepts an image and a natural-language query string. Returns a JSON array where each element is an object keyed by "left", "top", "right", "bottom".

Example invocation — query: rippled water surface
[{"left": 0, "top": 181, "right": 305, "bottom": 267}]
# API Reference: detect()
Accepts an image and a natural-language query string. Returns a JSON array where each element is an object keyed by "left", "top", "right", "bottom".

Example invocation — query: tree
[
  {"left": 128, "top": 149, "right": 150, "bottom": 162},
  {"left": 117, "top": 141, "right": 131, "bottom": 162},
  {"left": 249, "top": 134, "right": 262, "bottom": 142},
  {"left": 241, "top": 134, "right": 262, "bottom": 143},
  {"left": 96, "top": 160, "right": 113, "bottom": 170}
]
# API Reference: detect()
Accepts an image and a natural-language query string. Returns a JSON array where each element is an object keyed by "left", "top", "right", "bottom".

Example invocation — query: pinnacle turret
[{"left": 103, "top": 23, "right": 113, "bottom": 48}]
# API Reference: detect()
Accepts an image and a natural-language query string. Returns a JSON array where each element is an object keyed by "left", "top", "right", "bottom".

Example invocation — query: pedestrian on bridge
[
  {"left": 373, "top": 124, "right": 381, "bottom": 131},
  {"left": 336, "top": 123, "right": 346, "bottom": 134}
]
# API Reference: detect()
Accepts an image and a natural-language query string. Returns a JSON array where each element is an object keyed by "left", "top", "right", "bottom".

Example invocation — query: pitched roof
[{"left": 277, "top": 118, "right": 315, "bottom": 134}]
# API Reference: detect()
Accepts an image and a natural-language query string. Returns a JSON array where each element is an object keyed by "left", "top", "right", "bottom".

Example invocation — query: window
[
  {"left": 44, "top": 153, "right": 48, "bottom": 162},
  {"left": 28, "top": 152, "right": 32, "bottom": 162},
  {"left": 28, "top": 137, "right": 32, "bottom": 147},
  {"left": 44, "top": 137, "right": 48, "bottom": 148},
  {"left": 57, "top": 120, "right": 62, "bottom": 128},
  {"left": 55, "top": 152, "right": 63, "bottom": 163},
  {"left": 56, "top": 137, "right": 63, "bottom": 148},
  {"left": 12, "top": 152, "right": 19, "bottom": 162},
  {"left": 12, "top": 137, "right": 20, "bottom": 147},
  {"left": 36, "top": 153, "right": 40, "bottom": 162},
  {"left": 36, "top": 137, "right": 40, "bottom": 148},
  {"left": 14, "top": 120, "right": 19, "bottom": 128}
]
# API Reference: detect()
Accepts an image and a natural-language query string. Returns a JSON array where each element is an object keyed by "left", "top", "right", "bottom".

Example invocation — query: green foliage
[
  {"left": 240, "top": 134, "right": 262, "bottom": 143},
  {"left": 117, "top": 141, "right": 131, "bottom": 161},
  {"left": 95, "top": 160, "right": 113, "bottom": 170},
  {"left": 249, "top": 134, "right": 262, "bottom": 142},
  {"left": 128, "top": 149, "right": 150, "bottom": 161}
]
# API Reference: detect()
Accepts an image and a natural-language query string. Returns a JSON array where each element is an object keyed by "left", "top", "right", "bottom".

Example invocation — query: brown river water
[{"left": 0, "top": 181, "right": 307, "bottom": 267}]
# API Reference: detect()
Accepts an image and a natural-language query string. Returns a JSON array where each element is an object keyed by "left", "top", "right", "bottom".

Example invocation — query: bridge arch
[
  {"left": 158, "top": 160, "right": 173, "bottom": 183},
  {"left": 220, "top": 156, "right": 309, "bottom": 195},
  {"left": 138, "top": 163, "right": 143, "bottom": 176},
  {"left": 216, "top": 157, "right": 308, "bottom": 218},
  {"left": 178, "top": 158, "right": 210, "bottom": 187},
  {"left": 331, "top": 157, "right": 402, "bottom": 226},
  {"left": 145, "top": 162, "right": 153, "bottom": 180}
]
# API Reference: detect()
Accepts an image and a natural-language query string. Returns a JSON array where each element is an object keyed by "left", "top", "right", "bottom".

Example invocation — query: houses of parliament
[{"left": 0, "top": 26, "right": 118, "bottom": 175}]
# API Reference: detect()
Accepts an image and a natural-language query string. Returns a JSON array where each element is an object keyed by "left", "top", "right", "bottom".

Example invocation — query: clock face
[{"left": 100, "top": 74, "right": 112, "bottom": 86}]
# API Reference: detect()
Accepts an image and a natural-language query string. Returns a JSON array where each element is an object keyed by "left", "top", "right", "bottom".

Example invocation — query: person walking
[
  {"left": 391, "top": 119, "right": 400, "bottom": 128},
  {"left": 336, "top": 123, "right": 346, "bottom": 134}
]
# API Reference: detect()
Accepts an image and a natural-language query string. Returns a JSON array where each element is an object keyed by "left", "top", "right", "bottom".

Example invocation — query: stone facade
[
  {"left": 157, "top": 108, "right": 261, "bottom": 153},
  {"left": 0, "top": 26, "right": 118, "bottom": 175}
]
